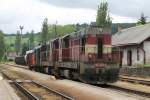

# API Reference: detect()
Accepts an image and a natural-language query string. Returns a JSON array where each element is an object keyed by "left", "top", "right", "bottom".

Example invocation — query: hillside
[
  {"left": 5, "top": 23, "right": 136, "bottom": 52},
  {"left": 5, "top": 33, "right": 41, "bottom": 52}
]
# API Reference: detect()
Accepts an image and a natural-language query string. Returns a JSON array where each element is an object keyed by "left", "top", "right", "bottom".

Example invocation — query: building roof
[{"left": 112, "top": 23, "right": 150, "bottom": 46}]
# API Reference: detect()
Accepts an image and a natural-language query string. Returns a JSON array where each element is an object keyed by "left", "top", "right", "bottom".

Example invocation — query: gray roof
[{"left": 112, "top": 23, "right": 150, "bottom": 46}]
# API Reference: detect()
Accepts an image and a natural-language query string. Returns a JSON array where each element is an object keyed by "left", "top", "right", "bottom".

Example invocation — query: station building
[{"left": 112, "top": 23, "right": 150, "bottom": 66}]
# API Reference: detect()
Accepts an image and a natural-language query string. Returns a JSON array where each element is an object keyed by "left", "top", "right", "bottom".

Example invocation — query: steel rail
[
  {"left": 119, "top": 76, "right": 150, "bottom": 86},
  {"left": 109, "top": 84, "right": 150, "bottom": 98},
  {"left": 1, "top": 71, "right": 39, "bottom": 100},
  {"left": 1, "top": 69, "right": 74, "bottom": 100},
  {"left": 3, "top": 63, "right": 28, "bottom": 69},
  {"left": 32, "top": 81, "right": 74, "bottom": 100},
  {"left": 14, "top": 81, "right": 39, "bottom": 100}
]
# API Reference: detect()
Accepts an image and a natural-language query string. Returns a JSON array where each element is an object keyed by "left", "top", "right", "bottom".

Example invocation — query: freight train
[{"left": 16, "top": 26, "right": 120, "bottom": 84}]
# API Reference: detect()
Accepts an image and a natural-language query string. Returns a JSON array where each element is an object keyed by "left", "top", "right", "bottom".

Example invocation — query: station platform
[{"left": 0, "top": 80, "right": 20, "bottom": 100}]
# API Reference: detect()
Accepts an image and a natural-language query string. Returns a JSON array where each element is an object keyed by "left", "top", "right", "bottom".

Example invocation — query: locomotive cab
[
  {"left": 25, "top": 50, "right": 35, "bottom": 70},
  {"left": 78, "top": 27, "right": 119, "bottom": 84}
]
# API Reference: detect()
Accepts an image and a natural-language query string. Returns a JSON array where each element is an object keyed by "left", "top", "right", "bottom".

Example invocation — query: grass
[
  {"left": 5, "top": 34, "right": 41, "bottom": 52},
  {"left": 5, "top": 34, "right": 41, "bottom": 44},
  {"left": 5, "top": 36, "right": 16, "bottom": 45},
  {"left": 142, "top": 64, "right": 150, "bottom": 67},
  {"left": 134, "top": 64, "right": 150, "bottom": 67},
  {"left": 5, "top": 36, "right": 29, "bottom": 45}
]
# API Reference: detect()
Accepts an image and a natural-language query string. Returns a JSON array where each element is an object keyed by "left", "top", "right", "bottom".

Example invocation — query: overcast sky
[{"left": 0, "top": 0, "right": 149, "bottom": 34}]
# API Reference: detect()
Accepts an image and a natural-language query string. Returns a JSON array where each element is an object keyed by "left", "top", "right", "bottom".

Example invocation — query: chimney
[{"left": 118, "top": 24, "right": 122, "bottom": 32}]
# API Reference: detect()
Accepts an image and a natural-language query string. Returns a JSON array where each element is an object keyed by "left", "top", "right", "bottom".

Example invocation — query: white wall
[
  {"left": 122, "top": 49, "right": 127, "bottom": 65},
  {"left": 122, "top": 47, "right": 144, "bottom": 66},
  {"left": 144, "top": 41, "right": 150, "bottom": 64}
]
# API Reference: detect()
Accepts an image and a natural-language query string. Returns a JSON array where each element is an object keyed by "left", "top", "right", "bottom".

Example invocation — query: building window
[
  {"left": 81, "top": 37, "right": 86, "bottom": 53},
  {"left": 137, "top": 49, "right": 139, "bottom": 61}
]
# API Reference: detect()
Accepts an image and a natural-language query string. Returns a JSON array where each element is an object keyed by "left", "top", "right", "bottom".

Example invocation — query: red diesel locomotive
[{"left": 25, "top": 26, "right": 119, "bottom": 84}]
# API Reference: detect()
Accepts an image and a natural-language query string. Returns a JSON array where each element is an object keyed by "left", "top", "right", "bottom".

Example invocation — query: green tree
[
  {"left": 48, "top": 24, "right": 76, "bottom": 38},
  {"left": 15, "top": 31, "right": 21, "bottom": 56},
  {"left": 26, "top": 31, "right": 30, "bottom": 38},
  {"left": 41, "top": 18, "right": 49, "bottom": 43},
  {"left": 96, "top": 1, "right": 112, "bottom": 28},
  {"left": 0, "top": 30, "right": 5, "bottom": 61},
  {"left": 22, "top": 43, "right": 28, "bottom": 55},
  {"left": 137, "top": 13, "right": 147, "bottom": 25},
  {"left": 29, "top": 30, "right": 34, "bottom": 49}
]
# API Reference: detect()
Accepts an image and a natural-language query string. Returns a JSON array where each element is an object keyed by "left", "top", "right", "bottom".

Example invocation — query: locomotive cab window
[
  {"left": 81, "top": 36, "right": 86, "bottom": 53},
  {"left": 41, "top": 44, "right": 47, "bottom": 61},
  {"left": 53, "top": 39, "right": 59, "bottom": 49},
  {"left": 97, "top": 37, "right": 103, "bottom": 58},
  {"left": 41, "top": 44, "right": 47, "bottom": 51},
  {"left": 63, "top": 36, "right": 70, "bottom": 48}
]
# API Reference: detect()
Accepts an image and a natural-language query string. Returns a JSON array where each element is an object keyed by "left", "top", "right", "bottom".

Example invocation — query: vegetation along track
[{"left": 2, "top": 71, "right": 74, "bottom": 100}]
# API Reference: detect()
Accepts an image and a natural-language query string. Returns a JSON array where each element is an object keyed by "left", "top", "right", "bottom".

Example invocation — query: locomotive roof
[
  {"left": 34, "top": 45, "right": 41, "bottom": 49},
  {"left": 26, "top": 50, "right": 34, "bottom": 54},
  {"left": 62, "top": 34, "right": 70, "bottom": 39},
  {"left": 51, "top": 38, "right": 59, "bottom": 42},
  {"left": 70, "top": 27, "right": 105, "bottom": 36},
  {"left": 36, "top": 27, "right": 108, "bottom": 46}
]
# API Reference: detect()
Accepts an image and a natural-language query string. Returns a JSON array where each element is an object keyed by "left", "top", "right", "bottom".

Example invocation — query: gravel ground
[
  {"left": 38, "top": 80, "right": 150, "bottom": 100},
  {"left": 0, "top": 64, "right": 149, "bottom": 100}
]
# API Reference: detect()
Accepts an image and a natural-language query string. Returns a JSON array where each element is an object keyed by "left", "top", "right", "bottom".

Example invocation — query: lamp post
[{"left": 19, "top": 25, "right": 24, "bottom": 55}]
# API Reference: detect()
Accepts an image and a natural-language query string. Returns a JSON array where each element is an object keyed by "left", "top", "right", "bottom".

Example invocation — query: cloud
[
  {"left": 41, "top": 0, "right": 150, "bottom": 20},
  {"left": 0, "top": 0, "right": 44, "bottom": 33},
  {"left": 0, "top": 0, "right": 96, "bottom": 34},
  {"left": 1, "top": 0, "right": 150, "bottom": 34},
  {"left": 109, "top": 0, "right": 150, "bottom": 19},
  {"left": 40, "top": 0, "right": 100, "bottom": 10}
]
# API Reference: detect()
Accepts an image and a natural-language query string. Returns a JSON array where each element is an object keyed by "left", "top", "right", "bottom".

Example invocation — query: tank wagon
[
  {"left": 24, "top": 27, "right": 119, "bottom": 84},
  {"left": 15, "top": 56, "right": 26, "bottom": 65}
]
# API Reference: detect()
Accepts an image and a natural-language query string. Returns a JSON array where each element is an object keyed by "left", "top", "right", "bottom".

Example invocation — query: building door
[
  {"left": 127, "top": 50, "right": 132, "bottom": 66},
  {"left": 120, "top": 51, "right": 123, "bottom": 66}
]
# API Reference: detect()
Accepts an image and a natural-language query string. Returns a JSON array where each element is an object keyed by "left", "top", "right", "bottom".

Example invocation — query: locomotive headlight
[{"left": 88, "top": 54, "right": 92, "bottom": 59}]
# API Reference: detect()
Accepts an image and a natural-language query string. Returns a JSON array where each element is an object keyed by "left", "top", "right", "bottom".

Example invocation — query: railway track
[
  {"left": 2, "top": 63, "right": 150, "bottom": 99},
  {"left": 2, "top": 71, "right": 74, "bottom": 100},
  {"left": 119, "top": 76, "right": 150, "bottom": 86},
  {"left": 3, "top": 63, "right": 28, "bottom": 69},
  {"left": 63, "top": 79, "right": 150, "bottom": 98},
  {"left": 108, "top": 84, "right": 150, "bottom": 98},
  {"left": 108, "top": 76, "right": 150, "bottom": 98},
  {"left": 6, "top": 63, "right": 150, "bottom": 86},
  {"left": 17, "top": 81, "right": 73, "bottom": 100}
]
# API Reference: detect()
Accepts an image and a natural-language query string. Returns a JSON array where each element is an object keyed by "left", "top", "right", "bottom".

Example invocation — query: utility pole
[
  {"left": 19, "top": 25, "right": 24, "bottom": 56},
  {"left": 55, "top": 21, "right": 57, "bottom": 38}
]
